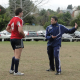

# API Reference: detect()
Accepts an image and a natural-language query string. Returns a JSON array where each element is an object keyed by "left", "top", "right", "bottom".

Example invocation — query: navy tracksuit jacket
[{"left": 46, "top": 23, "right": 76, "bottom": 72}]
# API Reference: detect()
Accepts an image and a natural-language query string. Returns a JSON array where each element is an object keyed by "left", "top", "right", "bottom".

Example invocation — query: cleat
[
  {"left": 55, "top": 72, "right": 61, "bottom": 75},
  {"left": 9, "top": 70, "right": 14, "bottom": 74},
  {"left": 46, "top": 69, "right": 55, "bottom": 71},
  {"left": 14, "top": 72, "right": 24, "bottom": 76}
]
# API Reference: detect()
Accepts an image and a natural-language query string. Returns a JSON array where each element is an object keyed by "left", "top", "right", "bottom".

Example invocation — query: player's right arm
[
  {"left": 6, "top": 26, "right": 11, "bottom": 33},
  {"left": 17, "top": 21, "right": 25, "bottom": 38},
  {"left": 46, "top": 27, "right": 56, "bottom": 40}
]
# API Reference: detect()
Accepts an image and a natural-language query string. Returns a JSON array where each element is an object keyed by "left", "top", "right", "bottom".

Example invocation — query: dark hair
[
  {"left": 51, "top": 16, "right": 58, "bottom": 21},
  {"left": 15, "top": 8, "right": 23, "bottom": 16}
]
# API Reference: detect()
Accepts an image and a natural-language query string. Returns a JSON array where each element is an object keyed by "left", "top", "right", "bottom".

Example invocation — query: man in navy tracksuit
[{"left": 46, "top": 16, "right": 78, "bottom": 75}]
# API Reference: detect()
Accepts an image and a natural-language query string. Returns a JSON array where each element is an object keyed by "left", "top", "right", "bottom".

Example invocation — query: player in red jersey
[{"left": 6, "top": 8, "right": 25, "bottom": 76}]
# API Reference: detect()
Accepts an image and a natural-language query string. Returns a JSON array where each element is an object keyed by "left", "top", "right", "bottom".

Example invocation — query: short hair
[
  {"left": 15, "top": 8, "right": 23, "bottom": 16},
  {"left": 51, "top": 16, "right": 58, "bottom": 21}
]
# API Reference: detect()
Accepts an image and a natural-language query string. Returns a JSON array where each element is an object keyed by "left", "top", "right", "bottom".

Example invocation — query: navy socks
[
  {"left": 11, "top": 57, "right": 15, "bottom": 70},
  {"left": 14, "top": 58, "right": 19, "bottom": 73},
  {"left": 11, "top": 57, "right": 19, "bottom": 73}
]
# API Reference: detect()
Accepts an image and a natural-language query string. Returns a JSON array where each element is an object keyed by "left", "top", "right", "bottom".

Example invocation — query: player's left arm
[
  {"left": 17, "top": 21, "right": 25, "bottom": 38},
  {"left": 6, "top": 25, "right": 11, "bottom": 33},
  {"left": 67, "top": 23, "right": 78, "bottom": 33},
  {"left": 75, "top": 23, "right": 78, "bottom": 29},
  {"left": 61, "top": 23, "right": 78, "bottom": 34}
]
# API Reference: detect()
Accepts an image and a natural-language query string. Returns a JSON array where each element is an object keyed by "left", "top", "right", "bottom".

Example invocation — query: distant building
[
  {"left": 59, "top": 8, "right": 80, "bottom": 18},
  {"left": 59, "top": 9, "right": 73, "bottom": 15},
  {"left": 72, "top": 10, "right": 80, "bottom": 18}
]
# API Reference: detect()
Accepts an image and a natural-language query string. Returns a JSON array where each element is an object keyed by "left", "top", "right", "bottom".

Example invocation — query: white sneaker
[
  {"left": 9, "top": 70, "right": 14, "bottom": 74},
  {"left": 14, "top": 72, "right": 24, "bottom": 76}
]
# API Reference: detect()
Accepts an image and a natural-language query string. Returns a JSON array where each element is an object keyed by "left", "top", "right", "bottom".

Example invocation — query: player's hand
[
  {"left": 23, "top": 34, "right": 26, "bottom": 38},
  {"left": 52, "top": 35, "right": 57, "bottom": 39},
  {"left": 75, "top": 23, "right": 78, "bottom": 29}
]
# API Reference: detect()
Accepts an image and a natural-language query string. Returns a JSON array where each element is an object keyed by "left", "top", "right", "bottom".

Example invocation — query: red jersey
[{"left": 8, "top": 16, "right": 23, "bottom": 39}]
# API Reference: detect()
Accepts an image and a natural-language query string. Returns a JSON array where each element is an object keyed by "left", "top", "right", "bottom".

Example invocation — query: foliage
[
  {"left": 0, "top": 13, "right": 11, "bottom": 31},
  {"left": 58, "top": 19, "right": 66, "bottom": 25},
  {"left": 24, "top": 15, "right": 36, "bottom": 25},
  {"left": 77, "top": 6, "right": 80, "bottom": 10},
  {"left": 9, "top": 0, "right": 36, "bottom": 18},
  {"left": 43, "top": 11, "right": 58, "bottom": 29},
  {"left": 8, "top": 0, "right": 38, "bottom": 24},
  {"left": 70, "top": 13, "right": 80, "bottom": 27},
  {"left": 0, "top": 5, "right": 6, "bottom": 15},
  {"left": 1, "top": 2, "right": 80, "bottom": 30},
  {"left": 43, "top": 21, "right": 50, "bottom": 29},
  {"left": 0, "top": 5, "right": 11, "bottom": 31},
  {"left": 67, "top": 4, "right": 72, "bottom": 9},
  {"left": 43, "top": 11, "right": 72, "bottom": 29},
  {"left": 57, "top": 7, "right": 60, "bottom": 13},
  {"left": 35, "top": 9, "right": 57, "bottom": 26},
  {"left": 57, "top": 12, "right": 71, "bottom": 25},
  {"left": 35, "top": 9, "right": 49, "bottom": 26},
  {"left": 24, "top": 23, "right": 30, "bottom": 25}
]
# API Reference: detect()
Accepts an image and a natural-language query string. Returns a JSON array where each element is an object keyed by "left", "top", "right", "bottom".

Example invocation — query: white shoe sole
[
  {"left": 14, "top": 72, "right": 24, "bottom": 76},
  {"left": 9, "top": 70, "right": 14, "bottom": 74}
]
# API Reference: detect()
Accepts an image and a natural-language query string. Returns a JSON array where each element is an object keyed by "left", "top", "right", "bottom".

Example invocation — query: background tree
[
  {"left": 8, "top": 0, "right": 49, "bottom": 25},
  {"left": 0, "top": 6, "right": 11, "bottom": 31},
  {"left": 67, "top": 4, "right": 73, "bottom": 9},
  {"left": 0, "top": 5, "right": 6, "bottom": 15},
  {"left": 43, "top": 11, "right": 72, "bottom": 29},
  {"left": 70, "top": 13, "right": 80, "bottom": 27},
  {"left": 43, "top": 10, "right": 58, "bottom": 29},
  {"left": 77, "top": 6, "right": 80, "bottom": 10},
  {"left": 24, "top": 15, "right": 36, "bottom": 25},
  {"left": 9, "top": 0, "right": 36, "bottom": 18},
  {"left": 57, "top": 7, "right": 60, "bottom": 13},
  {"left": 57, "top": 12, "right": 71, "bottom": 25},
  {"left": 35, "top": 9, "right": 49, "bottom": 26}
]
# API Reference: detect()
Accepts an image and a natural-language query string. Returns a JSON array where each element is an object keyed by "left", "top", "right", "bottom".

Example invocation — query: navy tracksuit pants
[{"left": 47, "top": 46, "right": 61, "bottom": 72}]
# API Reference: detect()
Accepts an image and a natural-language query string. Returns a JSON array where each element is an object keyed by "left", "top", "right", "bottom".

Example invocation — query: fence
[{"left": 0, "top": 37, "right": 80, "bottom": 42}]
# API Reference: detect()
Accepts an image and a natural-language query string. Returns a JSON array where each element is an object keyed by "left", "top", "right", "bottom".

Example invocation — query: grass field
[{"left": 0, "top": 41, "right": 80, "bottom": 80}]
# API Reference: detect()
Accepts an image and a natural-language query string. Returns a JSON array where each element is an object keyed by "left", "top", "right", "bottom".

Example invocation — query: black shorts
[{"left": 10, "top": 39, "right": 24, "bottom": 50}]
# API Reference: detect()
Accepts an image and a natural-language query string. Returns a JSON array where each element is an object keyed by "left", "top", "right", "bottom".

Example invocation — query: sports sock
[
  {"left": 11, "top": 56, "right": 15, "bottom": 70},
  {"left": 14, "top": 58, "right": 19, "bottom": 73}
]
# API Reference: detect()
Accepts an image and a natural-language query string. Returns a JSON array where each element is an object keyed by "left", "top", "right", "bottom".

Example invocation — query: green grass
[{"left": 0, "top": 41, "right": 80, "bottom": 80}]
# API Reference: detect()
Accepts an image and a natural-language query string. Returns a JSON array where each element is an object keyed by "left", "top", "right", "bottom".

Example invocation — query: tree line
[{"left": 0, "top": 1, "right": 80, "bottom": 31}]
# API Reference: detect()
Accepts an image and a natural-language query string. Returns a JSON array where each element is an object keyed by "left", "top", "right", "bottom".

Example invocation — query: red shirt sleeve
[
  {"left": 8, "top": 21, "right": 11, "bottom": 27},
  {"left": 17, "top": 20, "right": 23, "bottom": 27}
]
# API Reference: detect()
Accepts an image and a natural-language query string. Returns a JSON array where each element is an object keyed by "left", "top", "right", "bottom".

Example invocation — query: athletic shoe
[
  {"left": 55, "top": 72, "right": 61, "bottom": 75},
  {"left": 46, "top": 68, "right": 55, "bottom": 71},
  {"left": 14, "top": 72, "right": 24, "bottom": 76},
  {"left": 9, "top": 70, "right": 14, "bottom": 74}
]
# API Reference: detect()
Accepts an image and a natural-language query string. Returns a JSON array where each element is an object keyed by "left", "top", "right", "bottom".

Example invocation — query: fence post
[{"left": 2, "top": 38, "right": 4, "bottom": 42}]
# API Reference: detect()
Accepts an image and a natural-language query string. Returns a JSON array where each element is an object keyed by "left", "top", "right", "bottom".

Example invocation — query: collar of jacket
[{"left": 51, "top": 22, "right": 58, "bottom": 27}]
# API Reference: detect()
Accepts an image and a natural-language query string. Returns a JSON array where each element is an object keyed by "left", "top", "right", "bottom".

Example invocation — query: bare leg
[{"left": 14, "top": 48, "right": 23, "bottom": 59}]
